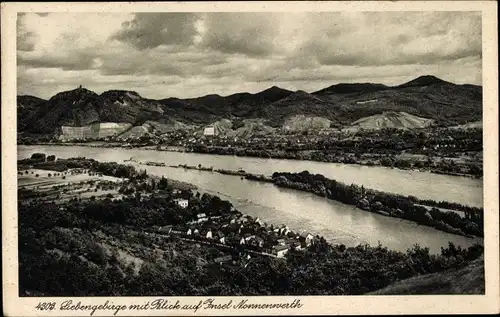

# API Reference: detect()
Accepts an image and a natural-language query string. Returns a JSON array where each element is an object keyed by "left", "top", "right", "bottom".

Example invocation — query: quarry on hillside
[
  {"left": 342, "top": 111, "right": 434, "bottom": 132},
  {"left": 59, "top": 122, "right": 132, "bottom": 141},
  {"left": 196, "top": 118, "right": 276, "bottom": 139},
  {"left": 230, "top": 119, "right": 275, "bottom": 138},
  {"left": 283, "top": 115, "right": 332, "bottom": 132}
]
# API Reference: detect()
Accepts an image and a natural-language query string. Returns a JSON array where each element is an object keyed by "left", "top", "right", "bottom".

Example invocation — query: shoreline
[
  {"left": 162, "top": 163, "right": 483, "bottom": 239},
  {"left": 18, "top": 142, "right": 483, "bottom": 180}
]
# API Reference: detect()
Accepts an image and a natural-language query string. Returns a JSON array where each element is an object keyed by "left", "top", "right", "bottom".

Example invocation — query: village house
[
  {"left": 273, "top": 244, "right": 290, "bottom": 258},
  {"left": 186, "top": 228, "right": 192, "bottom": 236},
  {"left": 197, "top": 213, "right": 208, "bottom": 223},
  {"left": 206, "top": 230, "right": 213, "bottom": 239},
  {"left": 194, "top": 228, "right": 199, "bottom": 235},
  {"left": 174, "top": 198, "right": 189, "bottom": 209},
  {"left": 279, "top": 227, "right": 291, "bottom": 236},
  {"left": 203, "top": 126, "right": 216, "bottom": 137},
  {"left": 300, "top": 233, "right": 314, "bottom": 247}
]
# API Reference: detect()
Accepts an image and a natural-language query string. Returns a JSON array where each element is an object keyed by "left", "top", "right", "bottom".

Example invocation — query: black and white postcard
[{"left": 2, "top": 1, "right": 499, "bottom": 316}]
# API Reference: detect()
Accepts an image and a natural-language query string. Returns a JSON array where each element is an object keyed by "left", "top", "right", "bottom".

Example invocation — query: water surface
[{"left": 18, "top": 145, "right": 483, "bottom": 253}]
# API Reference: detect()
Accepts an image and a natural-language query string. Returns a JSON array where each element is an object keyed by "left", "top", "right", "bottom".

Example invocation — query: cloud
[
  {"left": 17, "top": 13, "right": 37, "bottom": 51},
  {"left": 17, "top": 11, "right": 482, "bottom": 99},
  {"left": 196, "top": 13, "right": 283, "bottom": 57},
  {"left": 296, "top": 11, "right": 482, "bottom": 67},
  {"left": 110, "top": 13, "right": 199, "bottom": 50}
]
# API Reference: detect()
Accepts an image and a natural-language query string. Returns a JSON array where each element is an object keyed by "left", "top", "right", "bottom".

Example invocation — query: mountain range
[{"left": 17, "top": 75, "right": 482, "bottom": 136}]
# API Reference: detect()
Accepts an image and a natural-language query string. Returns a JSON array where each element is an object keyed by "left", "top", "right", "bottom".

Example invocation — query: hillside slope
[
  {"left": 367, "top": 255, "right": 484, "bottom": 295},
  {"left": 18, "top": 75, "right": 482, "bottom": 136},
  {"left": 19, "top": 88, "right": 165, "bottom": 135}
]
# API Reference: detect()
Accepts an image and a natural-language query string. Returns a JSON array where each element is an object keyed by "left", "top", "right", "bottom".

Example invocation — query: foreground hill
[
  {"left": 367, "top": 255, "right": 484, "bottom": 295},
  {"left": 17, "top": 75, "right": 482, "bottom": 137}
]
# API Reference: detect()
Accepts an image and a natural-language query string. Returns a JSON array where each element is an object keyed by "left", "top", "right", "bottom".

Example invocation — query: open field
[{"left": 18, "top": 168, "right": 125, "bottom": 202}]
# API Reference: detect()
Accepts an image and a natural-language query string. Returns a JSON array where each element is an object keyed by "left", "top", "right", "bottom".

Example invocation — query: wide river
[{"left": 18, "top": 145, "right": 483, "bottom": 253}]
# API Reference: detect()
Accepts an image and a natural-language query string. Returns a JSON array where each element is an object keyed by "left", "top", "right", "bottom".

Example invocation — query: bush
[{"left": 30, "top": 153, "right": 46, "bottom": 161}]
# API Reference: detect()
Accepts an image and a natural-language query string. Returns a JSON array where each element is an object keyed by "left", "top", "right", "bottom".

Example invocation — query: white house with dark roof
[
  {"left": 174, "top": 198, "right": 189, "bottom": 209},
  {"left": 300, "top": 232, "right": 314, "bottom": 246},
  {"left": 273, "top": 244, "right": 289, "bottom": 258},
  {"left": 196, "top": 213, "right": 208, "bottom": 223}
]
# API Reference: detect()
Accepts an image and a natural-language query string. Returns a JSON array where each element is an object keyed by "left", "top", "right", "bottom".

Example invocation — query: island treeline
[
  {"left": 169, "top": 164, "right": 483, "bottom": 237},
  {"left": 271, "top": 171, "right": 483, "bottom": 237}
]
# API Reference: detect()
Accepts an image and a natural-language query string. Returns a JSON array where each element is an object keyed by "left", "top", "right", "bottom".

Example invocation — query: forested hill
[
  {"left": 368, "top": 254, "right": 484, "bottom": 295},
  {"left": 18, "top": 75, "right": 482, "bottom": 135}
]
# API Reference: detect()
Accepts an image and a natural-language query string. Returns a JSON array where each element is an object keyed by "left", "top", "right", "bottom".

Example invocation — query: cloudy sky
[{"left": 17, "top": 11, "right": 482, "bottom": 99}]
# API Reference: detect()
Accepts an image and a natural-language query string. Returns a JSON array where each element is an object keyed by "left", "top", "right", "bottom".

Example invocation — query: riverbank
[
  {"left": 17, "top": 154, "right": 485, "bottom": 296},
  {"left": 164, "top": 163, "right": 483, "bottom": 238},
  {"left": 19, "top": 142, "right": 482, "bottom": 179}
]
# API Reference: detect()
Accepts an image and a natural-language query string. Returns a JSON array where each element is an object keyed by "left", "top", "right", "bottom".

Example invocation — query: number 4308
[{"left": 35, "top": 302, "right": 56, "bottom": 310}]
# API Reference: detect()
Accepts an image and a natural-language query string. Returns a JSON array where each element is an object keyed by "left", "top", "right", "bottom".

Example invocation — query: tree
[{"left": 158, "top": 177, "right": 169, "bottom": 190}]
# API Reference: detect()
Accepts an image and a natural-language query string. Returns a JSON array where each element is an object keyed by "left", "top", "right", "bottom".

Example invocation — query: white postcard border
[{"left": 2, "top": 1, "right": 499, "bottom": 316}]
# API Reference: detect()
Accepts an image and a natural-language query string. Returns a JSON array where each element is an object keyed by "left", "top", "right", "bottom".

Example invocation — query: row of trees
[{"left": 271, "top": 171, "right": 483, "bottom": 237}]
